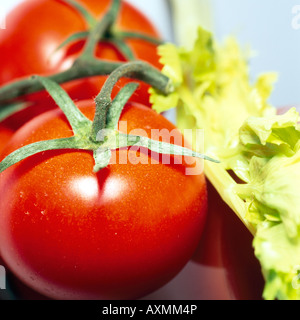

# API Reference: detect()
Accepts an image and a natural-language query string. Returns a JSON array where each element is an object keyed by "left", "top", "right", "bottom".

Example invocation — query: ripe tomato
[
  {"left": 190, "top": 181, "right": 264, "bottom": 299},
  {"left": 0, "top": 0, "right": 162, "bottom": 108},
  {"left": 0, "top": 125, "right": 13, "bottom": 153},
  {"left": 0, "top": 100, "right": 207, "bottom": 300},
  {"left": 144, "top": 181, "right": 264, "bottom": 300},
  {"left": 1, "top": 102, "right": 57, "bottom": 132}
]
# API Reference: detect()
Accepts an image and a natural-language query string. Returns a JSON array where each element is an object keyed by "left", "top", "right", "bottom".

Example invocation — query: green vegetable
[{"left": 150, "top": 27, "right": 300, "bottom": 300}]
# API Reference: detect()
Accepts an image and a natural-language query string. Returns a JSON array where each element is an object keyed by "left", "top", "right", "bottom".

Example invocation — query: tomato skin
[
  {"left": 0, "top": 100, "right": 207, "bottom": 300},
  {"left": 0, "top": 0, "right": 162, "bottom": 107},
  {"left": 142, "top": 181, "right": 264, "bottom": 300},
  {"left": 0, "top": 125, "right": 13, "bottom": 153},
  {"left": 190, "top": 181, "right": 264, "bottom": 299},
  {"left": 1, "top": 103, "right": 57, "bottom": 132}
]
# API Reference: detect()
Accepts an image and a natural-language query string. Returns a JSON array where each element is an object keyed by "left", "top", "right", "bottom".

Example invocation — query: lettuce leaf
[
  {"left": 151, "top": 28, "right": 277, "bottom": 163},
  {"left": 150, "top": 27, "right": 300, "bottom": 300},
  {"left": 255, "top": 222, "right": 300, "bottom": 300},
  {"left": 236, "top": 111, "right": 300, "bottom": 299}
]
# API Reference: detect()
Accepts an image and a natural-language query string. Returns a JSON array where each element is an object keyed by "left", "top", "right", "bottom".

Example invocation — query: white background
[{"left": 1, "top": 0, "right": 300, "bottom": 108}]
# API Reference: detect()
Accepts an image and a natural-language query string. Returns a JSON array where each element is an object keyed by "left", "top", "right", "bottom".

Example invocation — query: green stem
[
  {"left": 108, "top": 38, "right": 136, "bottom": 61},
  {"left": 53, "top": 31, "right": 89, "bottom": 54},
  {"left": 116, "top": 31, "right": 164, "bottom": 45},
  {"left": 0, "top": 137, "right": 79, "bottom": 174},
  {"left": 35, "top": 76, "right": 91, "bottom": 136},
  {"left": 62, "top": 0, "right": 97, "bottom": 28},
  {"left": 0, "top": 60, "right": 122, "bottom": 106},
  {"left": 120, "top": 133, "right": 220, "bottom": 162},
  {"left": 106, "top": 82, "right": 140, "bottom": 129},
  {"left": 80, "top": 0, "right": 121, "bottom": 58},
  {"left": 93, "top": 148, "right": 112, "bottom": 171},
  {"left": 91, "top": 61, "right": 174, "bottom": 140},
  {"left": 0, "top": 0, "right": 166, "bottom": 109},
  {"left": 0, "top": 72, "right": 218, "bottom": 174}
]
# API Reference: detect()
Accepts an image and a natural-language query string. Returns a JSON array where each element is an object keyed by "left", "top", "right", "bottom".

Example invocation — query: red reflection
[{"left": 144, "top": 182, "right": 264, "bottom": 300}]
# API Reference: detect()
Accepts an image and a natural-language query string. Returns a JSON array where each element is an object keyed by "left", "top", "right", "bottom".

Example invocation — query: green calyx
[
  {"left": 60, "top": 0, "right": 163, "bottom": 58},
  {"left": 0, "top": 0, "right": 218, "bottom": 174},
  {"left": 0, "top": 61, "right": 219, "bottom": 174},
  {"left": 0, "top": 0, "right": 163, "bottom": 107}
]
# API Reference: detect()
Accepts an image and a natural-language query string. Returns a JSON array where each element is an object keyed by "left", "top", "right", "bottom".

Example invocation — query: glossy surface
[
  {"left": 0, "top": 126, "right": 13, "bottom": 153},
  {"left": 144, "top": 182, "right": 264, "bottom": 300},
  {"left": 0, "top": 182, "right": 264, "bottom": 300},
  {"left": 0, "top": 101, "right": 207, "bottom": 300}
]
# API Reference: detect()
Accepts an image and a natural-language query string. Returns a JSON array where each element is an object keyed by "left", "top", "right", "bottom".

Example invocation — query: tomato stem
[
  {"left": 79, "top": 1, "right": 119, "bottom": 59},
  {"left": 34, "top": 76, "right": 92, "bottom": 136},
  {"left": 61, "top": 0, "right": 97, "bottom": 29},
  {"left": 107, "top": 38, "right": 136, "bottom": 61},
  {"left": 91, "top": 61, "right": 173, "bottom": 140},
  {"left": 53, "top": 31, "right": 89, "bottom": 54},
  {"left": 106, "top": 82, "right": 140, "bottom": 129},
  {"left": 115, "top": 31, "right": 164, "bottom": 45},
  {"left": 0, "top": 0, "right": 220, "bottom": 173},
  {"left": 0, "top": 60, "right": 122, "bottom": 106},
  {"left": 0, "top": 0, "right": 161, "bottom": 107},
  {"left": 0, "top": 73, "right": 218, "bottom": 173},
  {"left": 0, "top": 137, "right": 79, "bottom": 174}
]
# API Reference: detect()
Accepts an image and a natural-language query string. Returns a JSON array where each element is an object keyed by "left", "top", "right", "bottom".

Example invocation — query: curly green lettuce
[
  {"left": 150, "top": 27, "right": 300, "bottom": 300},
  {"left": 236, "top": 109, "right": 300, "bottom": 299}
]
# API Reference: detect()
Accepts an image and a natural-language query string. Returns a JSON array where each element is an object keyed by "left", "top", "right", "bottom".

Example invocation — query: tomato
[
  {"left": 190, "top": 181, "right": 264, "bottom": 299},
  {"left": 0, "top": 100, "right": 207, "bottom": 300},
  {"left": 0, "top": 125, "right": 13, "bottom": 153},
  {"left": 1, "top": 102, "right": 57, "bottom": 132},
  {"left": 0, "top": 0, "right": 162, "bottom": 109},
  {"left": 143, "top": 181, "right": 264, "bottom": 300}
]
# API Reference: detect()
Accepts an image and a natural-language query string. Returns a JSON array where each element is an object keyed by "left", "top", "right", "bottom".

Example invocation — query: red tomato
[
  {"left": 190, "top": 181, "right": 264, "bottom": 299},
  {"left": 0, "top": 0, "right": 162, "bottom": 108},
  {"left": 0, "top": 125, "right": 13, "bottom": 153},
  {"left": 0, "top": 100, "right": 207, "bottom": 300},
  {"left": 143, "top": 181, "right": 264, "bottom": 300},
  {"left": 1, "top": 103, "right": 58, "bottom": 131}
]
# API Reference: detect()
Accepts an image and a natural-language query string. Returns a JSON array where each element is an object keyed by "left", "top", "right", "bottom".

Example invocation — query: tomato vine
[{"left": 0, "top": 0, "right": 165, "bottom": 107}]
